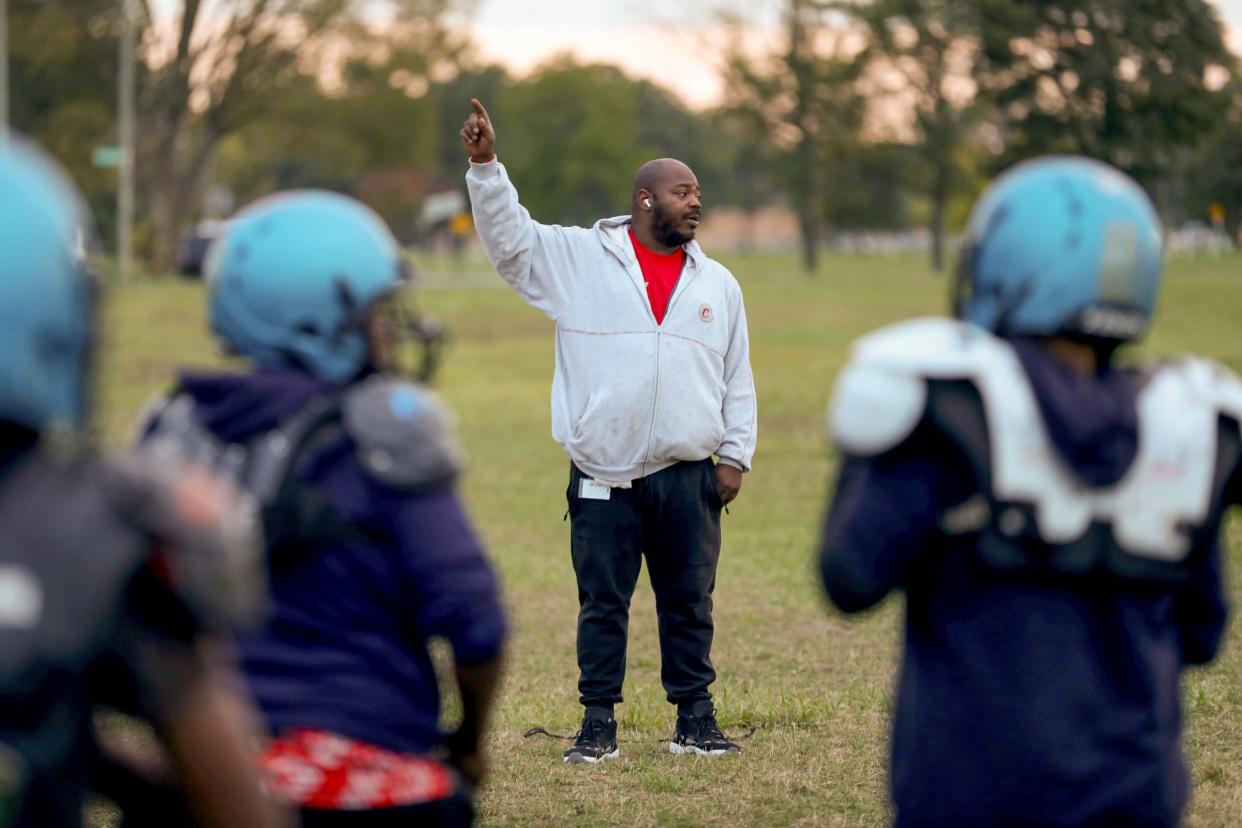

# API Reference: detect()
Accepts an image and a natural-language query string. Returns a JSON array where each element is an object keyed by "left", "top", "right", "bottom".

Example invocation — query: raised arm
[{"left": 460, "top": 97, "right": 593, "bottom": 319}]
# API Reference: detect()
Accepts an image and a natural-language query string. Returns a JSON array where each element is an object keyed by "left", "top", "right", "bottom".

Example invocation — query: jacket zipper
[
  {"left": 660, "top": 258, "right": 693, "bottom": 326},
  {"left": 639, "top": 257, "right": 698, "bottom": 474},
  {"left": 641, "top": 328, "right": 662, "bottom": 477},
  {"left": 601, "top": 227, "right": 698, "bottom": 477}
]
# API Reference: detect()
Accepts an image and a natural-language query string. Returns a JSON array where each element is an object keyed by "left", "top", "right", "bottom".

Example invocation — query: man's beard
[{"left": 651, "top": 201, "right": 694, "bottom": 248}]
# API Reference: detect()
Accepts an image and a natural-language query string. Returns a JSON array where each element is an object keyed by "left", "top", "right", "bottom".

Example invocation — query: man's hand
[
  {"left": 715, "top": 463, "right": 742, "bottom": 506},
  {"left": 460, "top": 98, "right": 496, "bottom": 162}
]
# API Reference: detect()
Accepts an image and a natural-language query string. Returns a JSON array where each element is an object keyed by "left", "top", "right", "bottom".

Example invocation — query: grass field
[{"left": 99, "top": 251, "right": 1242, "bottom": 826}]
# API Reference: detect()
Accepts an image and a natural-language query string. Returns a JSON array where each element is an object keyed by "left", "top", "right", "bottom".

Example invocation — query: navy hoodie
[
  {"left": 172, "top": 369, "right": 507, "bottom": 756},
  {"left": 820, "top": 340, "right": 1232, "bottom": 828}
]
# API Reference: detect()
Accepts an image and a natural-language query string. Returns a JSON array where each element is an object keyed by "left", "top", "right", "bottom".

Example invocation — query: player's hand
[
  {"left": 460, "top": 98, "right": 496, "bottom": 162},
  {"left": 454, "top": 751, "right": 488, "bottom": 788},
  {"left": 715, "top": 463, "right": 742, "bottom": 506},
  {"left": 447, "top": 745, "right": 488, "bottom": 788}
]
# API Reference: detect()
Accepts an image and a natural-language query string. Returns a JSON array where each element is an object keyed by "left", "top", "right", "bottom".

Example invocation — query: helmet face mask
[
  {"left": 365, "top": 287, "right": 446, "bottom": 384},
  {"left": 950, "top": 238, "right": 976, "bottom": 322},
  {"left": 954, "top": 156, "right": 1163, "bottom": 346}
]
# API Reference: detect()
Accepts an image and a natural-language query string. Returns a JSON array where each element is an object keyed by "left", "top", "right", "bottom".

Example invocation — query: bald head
[
  {"left": 630, "top": 158, "right": 703, "bottom": 253},
  {"left": 632, "top": 158, "right": 696, "bottom": 204}
]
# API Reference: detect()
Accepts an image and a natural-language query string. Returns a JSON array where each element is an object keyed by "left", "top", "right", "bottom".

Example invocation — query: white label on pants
[{"left": 579, "top": 478, "right": 612, "bottom": 500}]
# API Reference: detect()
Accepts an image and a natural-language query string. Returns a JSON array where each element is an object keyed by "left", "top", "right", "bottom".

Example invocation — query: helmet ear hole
[{"left": 334, "top": 279, "right": 358, "bottom": 313}]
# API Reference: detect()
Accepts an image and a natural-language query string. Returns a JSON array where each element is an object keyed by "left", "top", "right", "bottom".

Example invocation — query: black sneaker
[
  {"left": 669, "top": 702, "right": 741, "bottom": 756},
  {"left": 563, "top": 709, "right": 619, "bottom": 764}
]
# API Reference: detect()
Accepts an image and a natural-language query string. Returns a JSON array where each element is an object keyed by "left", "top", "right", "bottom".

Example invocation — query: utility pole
[
  {"left": 1, "top": 0, "right": 9, "bottom": 146},
  {"left": 118, "top": 0, "right": 136, "bottom": 281}
]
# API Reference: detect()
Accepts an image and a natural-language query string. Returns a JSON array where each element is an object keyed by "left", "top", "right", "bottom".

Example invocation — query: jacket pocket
[{"left": 571, "top": 394, "right": 596, "bottom": 441}]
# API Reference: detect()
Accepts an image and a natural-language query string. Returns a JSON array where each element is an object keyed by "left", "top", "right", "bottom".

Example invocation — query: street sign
[
  {"left": 91, "top": 146, "right": 124, "bottom": 168},
  {"left": 1208, "top": 202, "right": 1225, "bottom": 226}
]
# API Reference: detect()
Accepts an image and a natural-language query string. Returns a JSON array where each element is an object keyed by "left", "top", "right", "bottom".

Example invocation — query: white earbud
[{"left": 643, "top": 198, "right": 652, "bottom": 209}]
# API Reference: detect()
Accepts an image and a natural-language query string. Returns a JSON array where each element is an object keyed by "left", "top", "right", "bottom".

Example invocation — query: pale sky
[{"left": 468, "top": 0, "right": 777, "bottom": 107}]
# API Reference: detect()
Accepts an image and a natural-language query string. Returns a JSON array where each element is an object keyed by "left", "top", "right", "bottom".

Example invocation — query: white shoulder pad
[
  {"left": 828, "top": 361, "right": 926, "bottom": 456},
  {"left": 343, "top": 378, "right": 464, "bottom": 488},
  {"left": 130, "top": 388, "right": 176, "bottom": 446},
  {"left": 850, "top": 316, "right": 1011, "bottom": 377},
  {"left": 107, "top": 450, "right": 267, "bottom": 632},
  {"left": 1167, "top": 356, "right": 1242, "bottom": 426},
  {"left": 828, "top": 318, "right": 995, "bottom": 456}
]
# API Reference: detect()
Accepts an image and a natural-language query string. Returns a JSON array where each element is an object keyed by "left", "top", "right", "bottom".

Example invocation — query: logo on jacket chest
[{"left": 698, "top": 303, "right": 713, "bottom": 323}]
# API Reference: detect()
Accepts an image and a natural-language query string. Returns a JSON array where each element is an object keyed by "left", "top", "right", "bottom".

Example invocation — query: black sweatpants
[{"left": 567, "top": 458, "right": 723, "bottom": 708}]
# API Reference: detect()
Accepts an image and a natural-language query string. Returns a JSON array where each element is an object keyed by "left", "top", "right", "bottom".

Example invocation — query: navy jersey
[
  {"left": 168, "top": 369, "right": 508, "bottom": 756},
  {"left": 821, "top": 321, "right": 1236, "bottom": 827}
]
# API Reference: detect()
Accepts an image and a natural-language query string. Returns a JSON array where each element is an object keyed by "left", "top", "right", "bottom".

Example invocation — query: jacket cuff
[{"left": 716, "top": 456, "right": 746, "bottom": 472}]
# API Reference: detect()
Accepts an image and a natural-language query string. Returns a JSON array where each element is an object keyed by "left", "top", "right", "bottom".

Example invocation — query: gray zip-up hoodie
[{"left": 466, "top": 160, "right": 758, "bottom": 484}]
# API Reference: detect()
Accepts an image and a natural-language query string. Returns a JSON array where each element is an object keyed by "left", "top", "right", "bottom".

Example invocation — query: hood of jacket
[
  {"left": 175, "top": 369, "right": 338, "bottom": 444},
  {"left": 593, "top": 215, "right": 708, "bottom": 271}
]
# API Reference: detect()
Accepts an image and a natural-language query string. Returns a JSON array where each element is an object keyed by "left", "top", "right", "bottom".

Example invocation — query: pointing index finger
[{"left": 470, "top": 97, "right": 491, "bottom": 125}]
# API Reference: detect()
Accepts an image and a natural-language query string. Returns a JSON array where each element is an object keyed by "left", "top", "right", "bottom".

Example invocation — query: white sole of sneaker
[
  {"left": 668, "top": 742, "right": 735, "bottom": 756},
  {"left": 564, "top": 748, "right": 620, "bottom": 764}
]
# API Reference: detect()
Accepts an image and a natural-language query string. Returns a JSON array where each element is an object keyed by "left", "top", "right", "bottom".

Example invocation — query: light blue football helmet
[
  {"left": 206, "top": 191, "right": 405, "bottom": 383},
  {"left": 0, "top": 136, "right": 95, "bottom": 432},
  {"left": 954, "top": 156, "right": 1163, "bottom": 342}
]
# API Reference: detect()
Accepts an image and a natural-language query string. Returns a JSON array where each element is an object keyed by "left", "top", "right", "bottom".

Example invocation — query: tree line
[{"left": 8, "top": 0, "right": 1240, "bottom": 274}]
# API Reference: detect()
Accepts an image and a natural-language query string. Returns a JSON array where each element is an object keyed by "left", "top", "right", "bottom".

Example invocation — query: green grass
[{"left": 98, "top": 251, "right": 1242, "bottom": 826}]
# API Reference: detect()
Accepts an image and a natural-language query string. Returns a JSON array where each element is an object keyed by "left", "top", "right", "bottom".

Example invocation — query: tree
[
  {"left": 631, "top": 79, "right": 742, "bottom": 215},
  {"left": 491, "top": 58, "right": 646, "bottom": 223},
  {"left": 1182, "top": 77, "right": 1242, "bottom": 244},
  {"left": 138, "top": 0, "right": 472, "bottom": 270},
  {"left": 211, "top": 72, "right": 441, "bottom": 239},
  {"left": 491, "top": 57, "right": 732, "bottom": 226},
  {"left": 823, "top": 142, "right": 921, "bottom": 231},
  {"left": 835, "top": 0, "right": 984, "bottom": 271},
  {"left": 704, "top": 101, "right": 783, "bottom": 253},
  {"left": 721, "top": 0, "right": 867, "bottom": 273},
  {"left": 426, "top": 63, "right": 512, "bottom": 191},
  {"left": 8, "top": 1, "right": 126, "bottom": 243},
  {"left": 975, "top": 0, "right": 1234, "bottom": 201}
]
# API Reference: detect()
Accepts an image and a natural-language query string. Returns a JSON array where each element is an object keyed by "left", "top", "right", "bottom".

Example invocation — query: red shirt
[{"left": 629, "top": 228, "right": 684, "bottom": 325}]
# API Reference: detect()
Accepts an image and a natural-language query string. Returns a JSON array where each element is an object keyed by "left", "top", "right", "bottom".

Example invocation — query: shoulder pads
[
  {"left": 828, "top": 317, "right": 1007, "bottom": 456},
  {"left": 130, "top": 384, "right": 182, "bottom": 445},
  {"left": 828, "top": 362, "right": 926, "bottom": 456},
  {"left": 343, "top": 377, "right": 464, "bottom": 488},
  {"left": 849, "top": 316, "right": 1009, "bottom": 375},
  {"left": 105, "top": 449, "right": 267, "bottom": 632},
  {"left": 1165, "top": 356, "right": 1242, "bottom": 426}
]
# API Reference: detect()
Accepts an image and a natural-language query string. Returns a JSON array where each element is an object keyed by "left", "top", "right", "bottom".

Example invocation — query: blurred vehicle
[{"left": 175, "top": 220, "right": 228, "bottom": 277}]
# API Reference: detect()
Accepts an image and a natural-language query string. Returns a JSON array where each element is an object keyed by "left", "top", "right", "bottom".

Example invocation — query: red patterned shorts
[{"left": 258, "top": 729, "right": 455, "bottom": 810}]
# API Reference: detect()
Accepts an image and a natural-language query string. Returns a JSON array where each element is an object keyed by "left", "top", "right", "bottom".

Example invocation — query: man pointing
[{"left": 461, "top": 98, "right": 757, "bottom": 763}]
